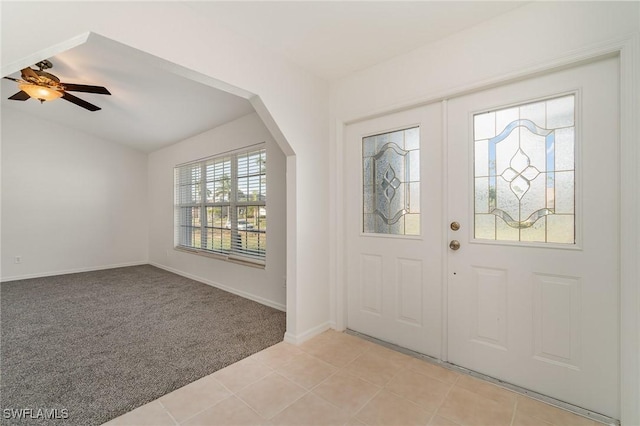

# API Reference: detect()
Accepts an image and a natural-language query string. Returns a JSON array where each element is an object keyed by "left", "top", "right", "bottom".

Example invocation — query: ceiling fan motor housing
[
  {"left": 35, "top": 60, "right": 53, "bottom": 71},
  {"left": 32, "top": 71, "right": 61, "bottom": 87}
]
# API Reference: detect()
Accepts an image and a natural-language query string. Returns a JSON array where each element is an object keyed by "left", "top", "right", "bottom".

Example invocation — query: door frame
[{"left": 333, "top": 35, "right": 640, "bottom": 424}]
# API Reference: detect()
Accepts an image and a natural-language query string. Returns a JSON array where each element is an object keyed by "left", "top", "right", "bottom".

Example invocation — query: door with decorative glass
[
  {"left": 345, "top": 104, "right": 443, "bottom": 356},
  {"left": 447, "top": 57, "right": 619, "bottom": 418}
]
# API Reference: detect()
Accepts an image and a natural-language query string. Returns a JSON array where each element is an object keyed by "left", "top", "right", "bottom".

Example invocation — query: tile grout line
[
  {"left": 214, "top": 362, "right": 275, "bottom": 395},
  {"left": 428, "top": 373, "right": 461, "bottom": 425},
  {"left": 308, "top": 367, "right": 378, "bottom": 418},
  {"left": 157, "top": 399, "right": 180, "bottom": 426},
  {"left": 171, "top": 393, "right": 233, "bottom": 425},
  {"left": 308, "top": 372, "right": 376, "bottom": 423},
  {"left": 153, "top": 350, "right": 281, "bottom": 425},
  {"left": 382, "top": 365, "right": 456, "bottom": 414},
  {"left": 168, "top": 369, "right": 270, "bottom": 426},
  {"left": 509, "top": 396, "right": 519, "bottom": 426},
  {"left": 212, "top": 355, "right": 283, "bottom": 420},
  {"left": 352, "top": 386, "right": 386, "bottom": 423},
  {"left": 368, "top": 363, "right": 442, "bottom": 421},
  {"left": 254, "top": 370, "right": 317, "bottom": 421},
  {"left": 299, "top": 345, "right": 384, "bottom": 421},
  {"left": 358, "top": 346, "right": 452, "bottom": 417},
  {"left": 209, "top": 368, "right": 303, "bottom": 422},
  {"left": 230, "top": 387, "right": 273, "bottom": 422},
  {"left": 231, "top": 339, "right": 355, "bottom": 422},
  {"left": 306, "top": 365, "right": 343, "bottom": 393}
]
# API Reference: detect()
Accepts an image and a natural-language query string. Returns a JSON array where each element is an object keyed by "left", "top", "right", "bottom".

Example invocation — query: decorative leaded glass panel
[
  {"left": 474, "top": 95, "right": 575, "bottom": 244},
  {"left": 363, "top": 127, "right": 420, "bottom": 235}
]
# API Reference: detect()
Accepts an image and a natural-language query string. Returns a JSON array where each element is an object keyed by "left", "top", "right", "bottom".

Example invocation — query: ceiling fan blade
[
  {"left": 62, "top": 92, "right": 101, "bottom": 112},
  {"left": 61, "top": 83, "right": 111, "bottom": 95},
  {"left": 3, "top": 76, "right": 21, "bottom": 82},
  {"left": 21, "top": 67, "right": 39, "bottom": 81},
  {"left": 8, "top": 90, "right": 30, "bottom": 101}
]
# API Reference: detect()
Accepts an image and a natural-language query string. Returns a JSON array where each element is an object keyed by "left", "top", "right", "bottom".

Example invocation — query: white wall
[
  {"left": 148, "top": 112, "right": 286, "bottom": 310},
  {"left": 1, "top": 107, "right": 148, "bottom": 280},
  {"left": 331, "top": 2, "right": 639, "bottom": 119},
  {"left": 1, "top": 2, "right": 331, "bottom": 341}
]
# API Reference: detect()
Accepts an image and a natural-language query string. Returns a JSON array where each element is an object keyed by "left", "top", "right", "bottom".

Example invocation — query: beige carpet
[{"left": 0, "top": 265, "right": 286, "bottom": 425}]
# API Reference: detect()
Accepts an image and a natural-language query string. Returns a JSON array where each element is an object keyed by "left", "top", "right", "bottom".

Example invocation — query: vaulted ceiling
[
  {"left": 1, "top": 2, "right": 527, "bottom": 152},
  {"left": 1, "top": 35, "right": 254, "bottom": 153}
]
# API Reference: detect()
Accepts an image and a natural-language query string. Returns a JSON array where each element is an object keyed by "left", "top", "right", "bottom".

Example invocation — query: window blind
[{"left": 174, "top": 144, "right": 267, "bottom": 265}]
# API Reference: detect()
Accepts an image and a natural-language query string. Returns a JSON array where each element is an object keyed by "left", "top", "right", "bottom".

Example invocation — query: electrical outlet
[{"left": 14, "top": 256, "right": 22, "bottom": 264}]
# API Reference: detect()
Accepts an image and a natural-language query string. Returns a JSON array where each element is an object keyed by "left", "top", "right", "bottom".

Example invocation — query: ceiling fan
[{"left": 3, "top": 60, "right": 111, "bottom": 112}]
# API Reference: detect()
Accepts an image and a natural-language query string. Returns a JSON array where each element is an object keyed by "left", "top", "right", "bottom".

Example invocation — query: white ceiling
[
  {"left": 187, "top": 1, "right": 528, "bottom": 81},
  {"left": 1, "top": 2, "right": 527, "bottom": 153},
  {"left": 1, "top": 35, "right": 255, "bottom": 153}
]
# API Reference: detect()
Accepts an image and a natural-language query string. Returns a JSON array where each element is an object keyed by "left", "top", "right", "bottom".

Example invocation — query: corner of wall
[{"left": 283, "top": 321, "right": 332, "bottom": 345}]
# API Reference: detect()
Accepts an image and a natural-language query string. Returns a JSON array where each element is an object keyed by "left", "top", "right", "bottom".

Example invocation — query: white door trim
[
  {"left": 617, "top": 34, "right": 640, "bottom": 426},
  {"left": 332, "top": 34, "right": 640, "bottom": 424}
]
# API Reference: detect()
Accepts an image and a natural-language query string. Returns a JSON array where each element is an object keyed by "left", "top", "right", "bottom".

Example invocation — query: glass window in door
[
  {"left": 362, "top": 127, "right": 420, "bottom": 236},
  {"left": 474, "top": 94, "right": 575, "bottom": 244}
]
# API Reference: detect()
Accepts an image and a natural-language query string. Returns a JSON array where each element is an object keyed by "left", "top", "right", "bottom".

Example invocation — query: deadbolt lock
[{"left": 450, "top": 221, "right": 460, "bottom": 231}]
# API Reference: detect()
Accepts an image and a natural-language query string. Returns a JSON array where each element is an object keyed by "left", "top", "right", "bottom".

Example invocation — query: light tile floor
[{"left": 104, "top": 330, "right": 605, "bottom": 426}]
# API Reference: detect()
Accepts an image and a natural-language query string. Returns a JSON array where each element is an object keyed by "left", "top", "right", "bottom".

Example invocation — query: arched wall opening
[{"left": 1, "top": 32, "right": 298, "bottom": 333}]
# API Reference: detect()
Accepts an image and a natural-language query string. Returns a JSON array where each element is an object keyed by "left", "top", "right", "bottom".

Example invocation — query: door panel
[
  {"left": 344, "top": 56, "right": 619, "bottom": 418},
  {"left": 345, "top": 104, "right": 443, "bottom": 356},
  {"left": 447, "top": 57, "right": 619, "bottom": 417}
]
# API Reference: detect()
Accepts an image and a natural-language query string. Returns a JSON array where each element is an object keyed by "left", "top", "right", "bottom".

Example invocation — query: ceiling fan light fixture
[
  {"left": 18, "top": 83, "right": 63, "bottom": 102},
  {"left": 4, "top": 62, "right": 110, "bottom": 111}
]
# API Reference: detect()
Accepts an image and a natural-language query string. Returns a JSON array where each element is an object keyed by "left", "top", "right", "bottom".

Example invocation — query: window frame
[{"left": 174, "top": 143, "right": 267, "bottom": 266}]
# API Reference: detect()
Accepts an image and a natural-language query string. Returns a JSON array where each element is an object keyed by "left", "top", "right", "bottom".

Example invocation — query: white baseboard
[
  {"left": 284, "top": 321, "right": 332, "bottom": 345},
  {"left": 0, "top": 261, "right": 148, "bottom": 282},
  {"left": 149, "top": 262, "right": 286, "bottom": 312}
]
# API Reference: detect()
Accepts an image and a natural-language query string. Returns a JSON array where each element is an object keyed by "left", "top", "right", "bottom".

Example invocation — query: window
[
  {"left": 175, "top": 145, "right": 267, "bottom": 264},
  {"left": 362, "top": 127, "right": 420, "bottom": 235},
  {"left": 474, "top": 94, "right": 575, "bottom": 244}
]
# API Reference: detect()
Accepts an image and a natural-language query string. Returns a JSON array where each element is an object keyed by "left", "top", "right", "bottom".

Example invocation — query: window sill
[{"left": 173, "top": 246, "right": 266, "bottom": 269}]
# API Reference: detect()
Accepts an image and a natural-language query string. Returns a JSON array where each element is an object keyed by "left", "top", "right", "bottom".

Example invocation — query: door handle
[{"left": 449, "top": 240, "right": 461, "bottom": 251}]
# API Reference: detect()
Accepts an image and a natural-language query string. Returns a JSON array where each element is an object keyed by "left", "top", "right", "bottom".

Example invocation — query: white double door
[{"left": 345, "top": 57, "right": 619, "bottom": 417}]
